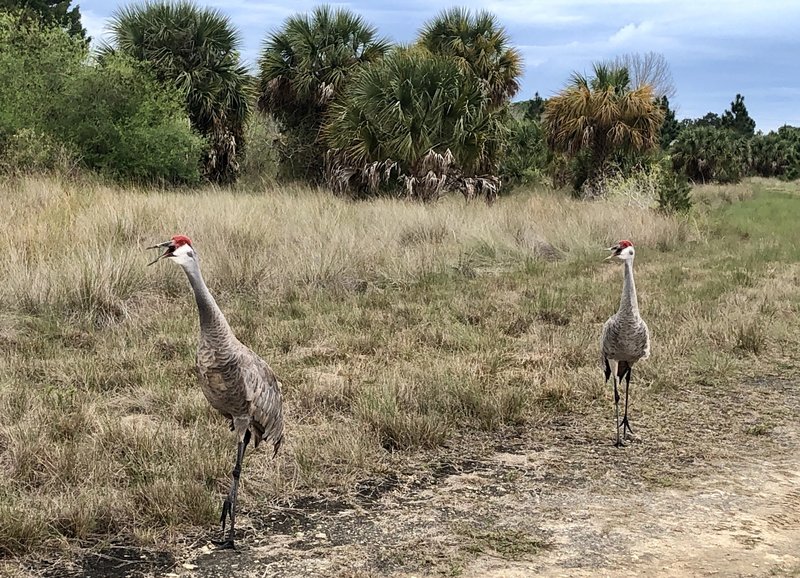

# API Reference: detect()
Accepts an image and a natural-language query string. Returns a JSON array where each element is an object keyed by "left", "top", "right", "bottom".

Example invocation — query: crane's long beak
[
  {"left": 146, "top": 241, "right": 173, "bottom": 266},
  {"left": 605, "top": 244, "right": 622, "bottom": 260}
]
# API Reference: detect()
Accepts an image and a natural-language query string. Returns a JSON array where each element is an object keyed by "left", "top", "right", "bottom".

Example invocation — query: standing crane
[
  {"left": 600, "top": 240, "right": 650, "bottom": 447},
  {"left": 148, "top": 235, "right": 284, "bottom": 549}
]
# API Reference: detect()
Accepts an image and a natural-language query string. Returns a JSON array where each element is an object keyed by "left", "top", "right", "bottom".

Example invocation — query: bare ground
[{"left": 31, "top": 373, "right": 800, "bottom": 578}]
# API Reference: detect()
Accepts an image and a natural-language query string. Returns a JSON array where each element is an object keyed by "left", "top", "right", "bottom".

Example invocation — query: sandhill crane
[
  {"left": 148, "top": 235, "right": 284, "bottom": 548},
  {"left": 600, "top": 240, "right": 650, "bottom": 447}
]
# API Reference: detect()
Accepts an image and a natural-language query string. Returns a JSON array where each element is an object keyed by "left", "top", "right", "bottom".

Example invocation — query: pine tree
[
  {"left": 721, "top": 93, "right": 756, "bottom": 137},
  {"left": 523, "top": 92, "right": 546, "bottom": 121},
  {"left": 0, "top": 0, "right": 86, "bottom": 40},
  {"left": 658, "top": 95, "right": 680, "bottom": 148}
]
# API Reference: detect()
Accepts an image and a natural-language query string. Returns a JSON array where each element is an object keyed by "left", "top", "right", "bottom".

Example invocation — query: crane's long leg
[
  {"left": 606, "top": 359, "right": 623, "bottom": 447},
  {"left": 215, "top": 429, "right": 251, "bottom": 549},
  {"left": 620, "top": 368, "right": 634, "bottom": 439}
]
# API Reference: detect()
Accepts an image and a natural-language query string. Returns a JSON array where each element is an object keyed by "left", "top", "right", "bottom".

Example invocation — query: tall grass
[{"left": 0, "top": 175, "right": 790, "bottom": 557}]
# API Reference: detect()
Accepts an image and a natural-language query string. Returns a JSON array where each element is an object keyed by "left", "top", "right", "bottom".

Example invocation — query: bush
[
  {"left": 657, "top": 162, "right": 692, "bottom": 213},
  {"left": 238, "top": 114, "right": 280, "bottom": 188},
  {"left": 582, "top": 158, "right": 692, "bottom": 213},
  {"left": 0, "top": 11, "right": 85, "bottom": 146},
  {"left": 0, "top": 13, "right": 204, "bottom": 184},
  {"left": 51, "top": 54, "right": 205, "bottom": 184},
  {"left": 0, "top": 128, "right": 81, "bottom": 175}
]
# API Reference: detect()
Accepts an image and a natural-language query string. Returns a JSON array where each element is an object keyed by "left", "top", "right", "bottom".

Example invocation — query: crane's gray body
[
  {"left": 185, "top": 253, "right": 284, "bottom": 454},
  {"left": 197, "top": 338, "right": 284, "bottom": 453},
  {"left": 601, "top": 257, "right": 650, "bottom": 370},
  {"left": 601, "top": 312, "right": 650, "bottom": 369}
]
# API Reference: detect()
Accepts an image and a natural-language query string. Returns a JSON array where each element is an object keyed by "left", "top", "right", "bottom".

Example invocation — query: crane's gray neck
[
  {"left": 618, "top": 258, "right": 640, "bottom": 317},
  {"left": 181, "top": 260, "right": 232, "bottom": 340}
]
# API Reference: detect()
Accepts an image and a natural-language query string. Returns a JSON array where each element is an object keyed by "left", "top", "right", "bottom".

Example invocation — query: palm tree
[
  {"left": 750, "top": 127, "right": 800, "bottom": 179},
  {"left": 417, "top": 8, "right": 521, "bottom": 109},
  {"left": 107, "top": 1, "right": 251, "bottom": 184},
  {"left": 324, "top": 47, "right": 506, "bottom": 201},
  {"left": 543, "top": 63, "right": 664, "bottom": 191},
  {"left": 670, "top": 125, "right": 749, "bottom": 184},
  {"left": 258, "top": 5, "right": 390, "bottom": 181}
]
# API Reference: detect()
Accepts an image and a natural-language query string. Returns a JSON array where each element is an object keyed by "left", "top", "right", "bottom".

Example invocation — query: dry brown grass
[{"left": 0, "top": 175, "right": 797, "bottom": 564}]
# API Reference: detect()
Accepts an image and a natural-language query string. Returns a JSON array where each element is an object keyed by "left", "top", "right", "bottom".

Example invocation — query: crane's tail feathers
[
  {"left": 604, "top": 359, "right": 632, "bottom": 381},
  {"left": 272, "top": 433, "right": 284, "bottom": 459}
]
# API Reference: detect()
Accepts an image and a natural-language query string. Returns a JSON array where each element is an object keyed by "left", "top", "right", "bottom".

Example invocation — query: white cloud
[
  {"left": 609, "top": 21, "right": 654, "bottom": 45},
  {"left": 82, "top": 10, "right": 111, "bottom": 47}
]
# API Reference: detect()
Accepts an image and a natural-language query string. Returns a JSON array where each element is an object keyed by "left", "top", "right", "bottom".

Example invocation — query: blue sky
[{"left": 79, "top": 0, "right": 800, "bottom": 131}]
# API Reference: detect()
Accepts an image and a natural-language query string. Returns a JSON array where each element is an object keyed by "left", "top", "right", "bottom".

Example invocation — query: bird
[
  {"left": 147, "top": 235, "right": 284, "bottom": 548},
  {"left": 600, "top": 240, "right": 650, "bottom": 447}
]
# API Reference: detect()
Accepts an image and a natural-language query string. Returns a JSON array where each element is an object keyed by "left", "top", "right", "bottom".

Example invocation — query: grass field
[{"left": 1, "top": 175, "right": 800, "bottom": 573}]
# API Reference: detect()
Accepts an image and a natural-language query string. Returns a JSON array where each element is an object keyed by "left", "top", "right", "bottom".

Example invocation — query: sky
[{"left": 78, "top": 0, "right": 800, "bottom": 132}]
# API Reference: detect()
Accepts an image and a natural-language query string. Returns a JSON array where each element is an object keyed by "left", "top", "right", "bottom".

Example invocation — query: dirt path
[
  {"left": 176, "top": 429, "right": 800, "bottom": 576},
  {"left": 465, "top": 450, "right": 800, "bottom": 577},
  {"left": 41, "top": 377, "right": 800, "bottom": 578}
]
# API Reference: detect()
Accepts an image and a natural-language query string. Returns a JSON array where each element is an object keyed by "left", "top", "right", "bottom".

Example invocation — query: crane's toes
[
  {"left": 211, "top": 538, "right": 237, "bottom": 551},
  {"left": 618, "top": 418, "right": 635, "bottom": 438}
]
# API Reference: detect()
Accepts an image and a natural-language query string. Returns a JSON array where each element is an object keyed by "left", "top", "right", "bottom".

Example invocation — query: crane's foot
[
  {"left": 614, "top": 439, "right": 626, "bottom": 448},
  {"left": 618, "top": 417, "right": 634, "bottom": 439},
  {"left": 211, "top": 537, "right": 237, "bottom": 551}
]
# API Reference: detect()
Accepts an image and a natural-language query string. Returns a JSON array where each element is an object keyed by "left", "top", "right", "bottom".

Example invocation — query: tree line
[{"left": 1, "top": 0, "right": 798, "bottom": 204}]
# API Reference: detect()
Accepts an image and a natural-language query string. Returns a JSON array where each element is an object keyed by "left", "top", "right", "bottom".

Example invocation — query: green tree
[
  {"left": 0, "top": 11, "right": 85, "bottom": 172},
  {"left": 656, "top": 160, "right": 692, "bottom": 213},
  {"left": 500, "top": 115, "right": 549, "bottom": 188},
  {"left": 693, "top": 112, "right": 722, "bottom": 128},
  {"left": 417, "top": 7, "right": 522, "bottom": 109},
  {"left": 107, "top": 1, "right": 251, "bottom": 183},
  {"left": 258, "top": 5, "right": 390, "bottom": 182},
  {"left": 721, "top": 93, "right": 756, "bottom": 138},
  {"left": 658, "top": 95, "right": 680, "bottom": 149},
  {"left": 542, "top": 63, "right": 664, "bottom": 192},
  {"left": 324, "top": 48, "right": 507, "bottom": 201},
  {"left": 0, "top": 0, "right": 85, "bottom": 39}
]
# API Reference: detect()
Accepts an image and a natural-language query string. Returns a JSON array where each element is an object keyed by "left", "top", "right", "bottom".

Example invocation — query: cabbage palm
[
  {"left": 107, "top": 1, "right": 251, "bottom": 183},
  {"left": 324, "top": 48, "right": 507, "bottom": 201},
  {"left": 670, "top": 126, "right": 749, "bottom": 184},
  {"left": 417, "top": 7, "right": 521, "bottom": 109},
  {"left": 543, "top": 63, "right": 664, "bottom": 189},
  {"left": 750, "top": 127, "right": 800, "bottom": 180},
  {"left": 258, "top": 5, "right": 390, "bottom": 181}
]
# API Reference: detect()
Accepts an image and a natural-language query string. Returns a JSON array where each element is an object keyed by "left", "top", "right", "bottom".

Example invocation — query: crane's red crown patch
[
  {"left": 618, "top": 240, "right": 633, "bottom": 248},
  {"left": 171, "top": 235, "right": 193, "bottom": 247}
]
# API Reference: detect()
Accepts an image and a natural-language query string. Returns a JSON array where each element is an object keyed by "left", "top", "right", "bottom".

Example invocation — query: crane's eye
[{"left": 187, "top": 249, "right": 195, "bottom": 258}]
